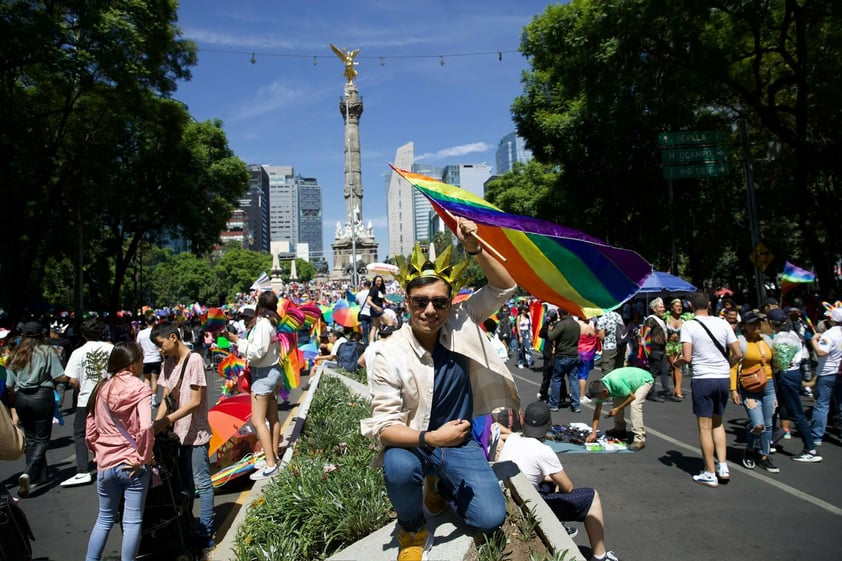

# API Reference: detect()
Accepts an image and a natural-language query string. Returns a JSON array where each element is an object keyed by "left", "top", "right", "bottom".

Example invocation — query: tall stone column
[{"left": 340, "top": 85, "right": 364, "bottom": 224}]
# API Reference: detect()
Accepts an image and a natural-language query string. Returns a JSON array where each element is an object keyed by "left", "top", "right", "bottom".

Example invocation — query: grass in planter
[{"left": 235, "top": 376, "right": 391, "bottom": 561}]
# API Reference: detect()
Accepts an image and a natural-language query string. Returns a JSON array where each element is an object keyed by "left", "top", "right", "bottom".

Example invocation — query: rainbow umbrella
[
  {"left": 208, "top": 393, "right": 251, "bottom": 456},
  {"left": 298, "top": 342, "right": 320, "bottom": 360},
  {"left": 390, "top": 165, "right": 651, "bottom": 318},
  {"left": 319, "top": 304, "right": 334, "bottom": 325},
  {"left": 204, "top": 307, "right": 228, "bottom": 333},
  {"left": 332, "top": 300, "right": 361, "bottom": 328}
]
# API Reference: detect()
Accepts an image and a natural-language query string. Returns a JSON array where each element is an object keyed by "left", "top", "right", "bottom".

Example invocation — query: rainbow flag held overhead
[
  {"left": 780, "top": 261, "right": 816, "bottom": 294},
  {"left": 390, "top": 166, "right": 651, "bottom": 318}
]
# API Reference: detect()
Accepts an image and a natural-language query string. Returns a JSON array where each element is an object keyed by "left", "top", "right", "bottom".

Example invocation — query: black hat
[
  {"left": 239, "top": 304, "right": 256, "bottom": 318},
  {"left": 741, "top": 310, "right": 762, "bottom": 324},
  {"left": 546, "top": 309, "right": 559, "bottom": 321},
  {"left": 522, "top": 401, "right": 552, "bottom": 439},
  {"left": 767, "top": 309, "right": 788, "bottom": 323},
  {"left": 21, "top": 321, "right": 44, "bottom": 338}
]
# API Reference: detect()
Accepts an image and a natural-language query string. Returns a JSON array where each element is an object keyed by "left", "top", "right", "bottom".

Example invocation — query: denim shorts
[
  {"left": 250, "top": 365, "right": 282, "bottom": 396},
  {"left": 691, "top": 378, "right": 730, "bottom": 418}
]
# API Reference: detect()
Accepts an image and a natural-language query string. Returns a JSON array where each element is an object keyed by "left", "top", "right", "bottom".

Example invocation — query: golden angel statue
[{"left": 330, "top": 44, "right": 360, "bottom": 84}]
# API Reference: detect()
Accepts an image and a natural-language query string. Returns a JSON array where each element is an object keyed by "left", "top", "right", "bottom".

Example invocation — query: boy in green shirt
[{"left": 585, "top": 367, "right": 654, "bottom": 451}]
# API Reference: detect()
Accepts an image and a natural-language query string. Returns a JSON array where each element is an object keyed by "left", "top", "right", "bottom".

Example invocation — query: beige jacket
[{"left": 360, "top": 282, "right": 520, "bottom": 458}]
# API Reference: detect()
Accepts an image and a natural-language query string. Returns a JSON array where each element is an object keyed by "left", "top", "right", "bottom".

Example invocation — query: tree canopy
[
  {"left": 0, "top": 0, "right": 249, "bottom": 314},
  {"left": 505, "top": 0, "right": 841, "bottom": 300}
]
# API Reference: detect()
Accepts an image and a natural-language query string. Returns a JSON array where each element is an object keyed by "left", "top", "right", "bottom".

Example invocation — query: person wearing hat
[
  {"left": 498, "top": 401, "right": 620, "bottom": 561},
  {"left": 809, "top": 305, "right": 842, "bottom": 446},
  {"left": 767, "top": 309, "right": 822, "bottom": 463},
  {"left": 5, "top": 320, "right": 69, "bottom": 497},
  {"left": 642, "top": 297, "right": 679, "bottom": 402},
  {"left": 730, "top": 310, "right": 779, "bottom": 473},
  {"left": 360, "top": 218, "right": 519, "bottom": 561}
]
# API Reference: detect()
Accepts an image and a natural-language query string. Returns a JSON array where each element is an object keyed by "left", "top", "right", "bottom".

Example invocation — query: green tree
[
  {"left": 213, "top": 248, "right": 273, "bottom": 298},
  {"left": 512, "top": 0, "right": 842, "bottom": 294},
  {"left": 0, "top": 0, "right": 204, "bottom": 314}
]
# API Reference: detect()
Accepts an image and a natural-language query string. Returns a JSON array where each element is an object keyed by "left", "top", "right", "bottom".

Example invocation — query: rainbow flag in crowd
[
  {"left": 780, "top": 261, "right": 816, "bottom": 294},
  {"left": 530, "top": 301, "right": 546, "bottom": 353},
  {"left": 390, "top": 166, "right": 651, "bottom": 318}
]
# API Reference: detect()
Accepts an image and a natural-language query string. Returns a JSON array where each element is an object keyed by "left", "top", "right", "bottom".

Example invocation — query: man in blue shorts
[{"left": 675, "top": 292, "right": 742, "bottom": 487}]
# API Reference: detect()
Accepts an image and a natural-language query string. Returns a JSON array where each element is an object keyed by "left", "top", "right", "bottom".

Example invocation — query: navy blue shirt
[{"left": 428, "top": 342, "right": 472, "bottom": 431}]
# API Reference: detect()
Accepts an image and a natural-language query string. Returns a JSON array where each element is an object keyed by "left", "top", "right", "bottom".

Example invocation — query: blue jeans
[
  {"left": 178, "top": 443, "right": 214, "bottom": 545},
  {"left": 518, "top": 329, "right": 534, "bottom": 367},
  {"left": 740, "top": 379, "right": 776, "bottom": 456},
  {"left": 382, "top": 440, "right": 505, "bottom": 533},
  {"left": 549, "top": 356, "right": 580, "bottom": 409},
  {"left": 810, "top": 375, "right": 842, "bottom": 442},
  {"left": 86, "top": 465, "right": 150, "bottom": 561},
  {"left": 777, "top": 369, "right": 816, "bottom": 451}
]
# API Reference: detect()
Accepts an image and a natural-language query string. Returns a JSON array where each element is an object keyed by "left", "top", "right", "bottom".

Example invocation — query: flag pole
[{"left": 442, "top": 208, "right": 508, "bottom": 263}]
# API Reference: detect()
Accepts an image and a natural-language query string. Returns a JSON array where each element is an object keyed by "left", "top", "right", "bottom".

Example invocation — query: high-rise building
[
  {"left": 495, "top": 131, "right": 532, "bottom": 174},
  {"left": 244, "top": 164, "right": 270, "bottom": 252},
  {"left": 263, "top": 165, "right": 297, "bottom": 247},
  {"left": 386, "top": 142, "right": 416, "bottom": 259},
  {"left": 411, "top": 163, "right": 443, "bottom": 244},
  {"left": 297, "top": 175, "right": 323, "bottom": 261},
  {"left": 442, "top": 163, "right": 492, "bottom": 198}
]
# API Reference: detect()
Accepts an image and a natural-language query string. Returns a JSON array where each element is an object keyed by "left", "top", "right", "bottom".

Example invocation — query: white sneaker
[
  {"left": 692, "top": 471, "right": 718, "bottom": 488},
  {"left": 715, "top": 462, "right": 730, "bottom": 481},
  {"left": 18, "top": 474, "right": 30, "bottom": 498},
  {"left": 249, "top": 464, "right": 279, "bottom": 481},
  {"left": 581, "top": 396, "right": 593, "bottom": 404},
  {"left": 60, "top": 472, "right": 92, "bottom": 487}
]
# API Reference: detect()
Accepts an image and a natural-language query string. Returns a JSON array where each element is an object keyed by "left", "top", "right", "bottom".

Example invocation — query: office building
[
  {"left": 386, "top": 142, "right": 416, "bottom": 259},
  {"left": 495, "top": 131, "right": 533, "bottom": 174}
]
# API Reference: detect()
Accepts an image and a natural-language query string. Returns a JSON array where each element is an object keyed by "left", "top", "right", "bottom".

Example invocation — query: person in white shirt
[
  {"left": 136, "top": 315, "right": 161, "bottom": 406},
  {"left": 675, "top": 291, "right": 742, "bottom": 488},
  {"left": 809, "top": 306, "right": 842, "bottom": 445}
]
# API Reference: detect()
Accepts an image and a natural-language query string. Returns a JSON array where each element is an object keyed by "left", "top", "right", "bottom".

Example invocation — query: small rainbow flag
[
  {"left": 204, "top": 307, "right": 227, "bottom": 333},
  {"left": 530, "top": 301, "right": 546, "bottom": 353},
  {"left": 780, "top": 261, "right": 816, "bottom": 294}
]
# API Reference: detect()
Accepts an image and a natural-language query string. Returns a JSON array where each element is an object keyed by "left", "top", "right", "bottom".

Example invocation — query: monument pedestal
[{"left": 331, "top": 236, "right": 378, "bottom": 281}]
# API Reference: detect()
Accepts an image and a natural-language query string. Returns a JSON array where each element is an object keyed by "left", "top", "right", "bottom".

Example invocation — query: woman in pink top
[
  {"left": 85, "top": 341, "right": 154, "bottom": 561},
  {"left": 577, "top": 319, "right": 599, "bottom": 405}
]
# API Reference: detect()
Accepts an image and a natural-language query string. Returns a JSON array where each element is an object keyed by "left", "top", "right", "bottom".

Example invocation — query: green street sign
[
  {"left": 662, "top": 163, "right": 730, "bottom": 180},
  {"left": 658, "top": 130, "right": 725, "bottom": 147},
  {"left": 661, "top": 146, "right": 727, "bottom": 164}
]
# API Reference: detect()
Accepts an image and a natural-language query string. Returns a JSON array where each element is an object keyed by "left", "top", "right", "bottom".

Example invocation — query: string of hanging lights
[{"left": 198, "top": 47, "right": 519, "bottom": 66}]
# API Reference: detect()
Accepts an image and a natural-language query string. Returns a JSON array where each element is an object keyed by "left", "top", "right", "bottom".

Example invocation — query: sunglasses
[{"left": 408, "top": 296, "right": 451, "bottom": 310}]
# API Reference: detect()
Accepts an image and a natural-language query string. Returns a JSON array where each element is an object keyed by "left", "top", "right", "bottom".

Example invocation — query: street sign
[
  {"left": 658, "top": 130, "right": 725, "bottom": 147},
  {"left": 749, "top": 243, "right": 774, "bottom": 272},
  {"left": 662, "top": 163, "right": 729, "bottom": 180},
  {"left": 660, "top": 146, "right": 728, "bottom": 164}
]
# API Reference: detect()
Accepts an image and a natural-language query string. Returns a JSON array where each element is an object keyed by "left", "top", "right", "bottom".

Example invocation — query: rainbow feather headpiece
[{"left": 395, "top": 243, "right": 469, "bottom": 294}]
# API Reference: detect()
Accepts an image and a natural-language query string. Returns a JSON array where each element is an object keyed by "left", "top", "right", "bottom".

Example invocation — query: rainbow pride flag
[
  {"left": 530, "top": 301, "right": 546, "bottom": 353},
  {"left": 780, "top": 261, "right": 816, "bottom": 294},
  {"left": 390, "top": 166, "right": 651, "bottom": 318}
]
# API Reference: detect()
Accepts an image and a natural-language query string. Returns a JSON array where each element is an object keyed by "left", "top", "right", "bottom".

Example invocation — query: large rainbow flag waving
[{"left": 391, "top": 165, "right": 651, "bottom": 318}]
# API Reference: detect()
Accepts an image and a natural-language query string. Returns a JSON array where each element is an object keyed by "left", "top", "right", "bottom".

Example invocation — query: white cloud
[
  {"left": 415, "top": 142, "right": 492, "bottom": 162},
  {"left": 231, "top": 80, "right": 303, "bottom": 121}
]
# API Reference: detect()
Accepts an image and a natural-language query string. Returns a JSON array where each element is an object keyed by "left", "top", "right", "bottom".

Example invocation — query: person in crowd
[
  {"left": 596, "top": 309, "right": 624, "bottom": 375},
  {"left": 516, "top": 303, "right": 535, "bottom": 369},
  {"left": 497, "top": 304, "right": 513, "bottom": 358},
  {"left": 643, "top": 298, "right": 680, "bottom": 402},
  {"left": 767, "top": 309, "right": 822, "bottom": 463},
  {"left": 584, "top": 367, "right": 654, "bottom": 451},
  {"left": 0, "top": 397, "right": 24, "bottom": 461},
  {"left": 724, "top": 309, "right": 740, "bottom": 334},
  {"left": 309, "top": 329, "right": 348, "bottom": 374},
  {"left": 498, "top": 401, "right": 620, "bottom": 561},
  {"left": 665, "top": 298, "right": 690, "bottom": 399},
  {"left": 359, "top": 314, "right": 402, "bottom": 372},
  {"left": 675, "top": 292, "right": 742, "bottom": 487},
  {"left": 356, "top": 279, "right": 373, "bottom": 344},
  {"left": 84, "top": 341, "right": 154, "bottom": 561},
  {"left": 548, "top": 308, "right": 581, "bottom": 413},
  {"left": 538, "top": 309, "right": 563, "bottom": 403},
  {"left": 577, "top": 317, "right": 598, "bottom": 403},
  {"left": 136, "top": 315, "right": 161, "bottom": 407},
  {"left": 151, "top": 321, "right": 215, "bottom": 551},
  {"left": 360, "top": 218, "right": 518, "bottom": 561},
  {"left": 5, "top": 320, "right": 69, "bottom": 497},
  {"left": 366, "top": 275, "right": 388, "bottom": 340},
  {"left": 222, "top": 295, "right": 283, "bottom": 481},
  {"left": 61, "top": 318, "right": 113, "bottom": 488},
  {"left": 809, "top": 305, "right": 842, "bottom": 446},
  {"left": 730, "top": 311, "right": 779, "bottom": 473}
]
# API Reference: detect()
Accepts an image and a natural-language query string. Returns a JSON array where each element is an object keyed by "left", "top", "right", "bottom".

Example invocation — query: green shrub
[{"left": 234, "top": 376, "right": 390, "bottom": 560}]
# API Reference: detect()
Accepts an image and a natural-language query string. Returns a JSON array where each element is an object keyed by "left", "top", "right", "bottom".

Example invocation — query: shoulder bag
[
  {"left": 692, "top": 318, "right": 729, "bottom": 360},
  {"left": 738, "top": 341, "right": 768, "bottom": 393},
  {"left": 163, "top": 355, "right": 191, "bottom": 415}
]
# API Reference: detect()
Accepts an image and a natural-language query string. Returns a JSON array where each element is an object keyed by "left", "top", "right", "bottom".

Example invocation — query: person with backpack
[{"left": 220, "top": 294, "right": 282, "bottom": 482}]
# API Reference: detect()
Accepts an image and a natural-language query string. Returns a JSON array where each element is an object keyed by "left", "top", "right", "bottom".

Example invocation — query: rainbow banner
[
  {"left": 780, "top": 261, "right": 816, "bottom": 294},
  {"left": 390, "top": 166, "right": 651, "bottom": 318},
  {"left": 530, "top": 301, "right": 546, "bottom": 353}
]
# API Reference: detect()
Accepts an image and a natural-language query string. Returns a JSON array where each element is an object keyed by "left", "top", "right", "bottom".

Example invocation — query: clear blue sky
[{"left": 174, "top": 1, "right": 557, "bottom": 263}]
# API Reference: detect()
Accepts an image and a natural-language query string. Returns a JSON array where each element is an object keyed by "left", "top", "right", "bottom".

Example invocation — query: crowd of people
[{"left": 1, "top": 258, "right": 840, "bottom": 560}]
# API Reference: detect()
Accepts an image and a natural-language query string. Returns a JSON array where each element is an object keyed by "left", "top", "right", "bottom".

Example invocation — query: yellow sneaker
[
  {"left": 423, "top": 476, "right": 447, "bottom": 517},
  {"left": 397, "top": 527, "right": 432, "bottom": 561}
]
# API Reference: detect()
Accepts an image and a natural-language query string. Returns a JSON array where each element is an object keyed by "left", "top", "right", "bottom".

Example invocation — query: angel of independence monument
[{"left": 330, "top": 44, "right": 378, "bottom": 282}]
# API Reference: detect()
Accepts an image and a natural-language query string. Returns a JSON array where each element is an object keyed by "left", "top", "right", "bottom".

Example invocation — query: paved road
[
  {"left": 0, "top": 367, "right": 308, "bottom": 561},
  {"left": 507, "top": 357, "right": 842, "bottom": 561},
  {"left": 4, "top": 356, "right": 842, "bottom": 561}
]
